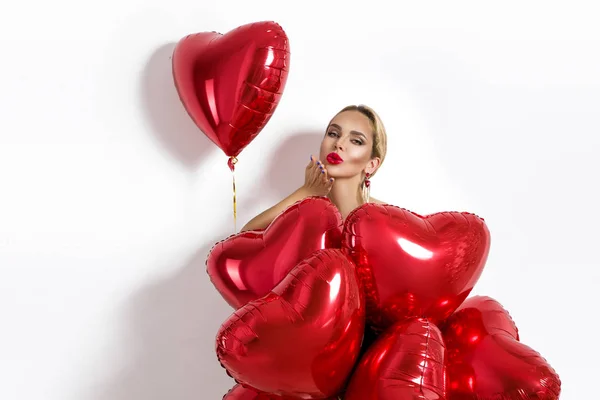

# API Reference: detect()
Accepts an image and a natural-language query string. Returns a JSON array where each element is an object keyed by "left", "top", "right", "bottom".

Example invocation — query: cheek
[{"left": 347, "top": 145, "right": 371, "bottom": 164}]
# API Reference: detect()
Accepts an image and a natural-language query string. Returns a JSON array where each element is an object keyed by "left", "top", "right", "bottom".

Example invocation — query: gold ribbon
[{"left": 228, "top": 156, "right": 238, "bottom": 232}]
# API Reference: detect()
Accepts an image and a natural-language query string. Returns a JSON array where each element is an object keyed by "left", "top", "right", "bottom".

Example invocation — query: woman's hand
[
  {"left": 240, "top": 155, "right": 334, "bottom": 232},
  {"left": 303, "top": 155, "right": 334, "bottom": 196}
]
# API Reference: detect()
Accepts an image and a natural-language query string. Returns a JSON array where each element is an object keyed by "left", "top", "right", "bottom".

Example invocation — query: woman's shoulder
[{"left": 369, "top": 197, "right": 387, "bottom": 205}]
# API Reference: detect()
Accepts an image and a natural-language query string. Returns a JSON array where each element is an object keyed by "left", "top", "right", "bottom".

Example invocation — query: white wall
[{"left": 1, "top": 1, "right": 597, "bottom": 399}]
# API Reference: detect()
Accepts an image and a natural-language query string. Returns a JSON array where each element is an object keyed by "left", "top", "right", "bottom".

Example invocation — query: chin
[
  {"left": 326, "top": 165, "right": 355, "bottom": 178},
  {"left": 324, "top": 162, "right": 342, "bottom": 170}
]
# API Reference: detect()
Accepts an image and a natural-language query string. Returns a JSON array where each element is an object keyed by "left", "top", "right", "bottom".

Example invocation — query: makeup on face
[
  {"left": 326, "top": 152, "right": 344, "bottom": 164},
  {"left": 320, "top": 111, "right": 374, "bottom": 179}
]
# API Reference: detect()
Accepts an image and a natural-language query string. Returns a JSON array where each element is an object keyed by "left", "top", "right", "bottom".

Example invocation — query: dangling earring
[{"left": 363, "top": 172, "right": 371, "bottom": 203}]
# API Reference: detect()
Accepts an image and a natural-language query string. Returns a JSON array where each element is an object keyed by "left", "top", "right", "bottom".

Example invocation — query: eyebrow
[{"left": 329, "top": 123, "right": 368, "bottom": 140}]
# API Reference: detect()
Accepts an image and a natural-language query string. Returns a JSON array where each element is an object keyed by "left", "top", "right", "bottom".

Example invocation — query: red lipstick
[{"left": 326, "top": 152, "right": 343, "bottom": 165}]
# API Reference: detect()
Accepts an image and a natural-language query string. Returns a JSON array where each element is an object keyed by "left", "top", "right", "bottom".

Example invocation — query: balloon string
[
  {"left": 232, "top": 171, "right": 237, "bottom": 232},
  {"left": 228, "top": 156, "right": 238, "bottom": 232}
]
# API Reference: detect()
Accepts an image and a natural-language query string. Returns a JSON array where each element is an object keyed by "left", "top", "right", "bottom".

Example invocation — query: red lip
[{"left": 327, "top": 152, "right": 343, "bottom": 164}]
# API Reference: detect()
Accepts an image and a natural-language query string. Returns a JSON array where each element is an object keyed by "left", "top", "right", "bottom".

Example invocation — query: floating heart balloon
[
  {"left": 223, "top": 384, "right": 340, "bottom": 399},
  {"left": 216, "top": 249, "right": 365, "bottom": 399},
  {"left": 172, "top": 21, "right": 290, "bottom": 158},
  {"left": 441, "top": 296, "right": 561, "bottom": 400},
  {"left": 344, "top": 318, "right": 447, "bottom": 400},
  {"left": 342, "top": 203, "right": 491, "bottom": 331},
  {"left": 207, "top": 197, "right": 343, "bottom": 309}
]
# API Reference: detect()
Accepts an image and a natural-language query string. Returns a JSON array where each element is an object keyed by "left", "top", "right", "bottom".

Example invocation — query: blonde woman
[{"left": 241, "top": 104, "right": 388, "bottom": 232}]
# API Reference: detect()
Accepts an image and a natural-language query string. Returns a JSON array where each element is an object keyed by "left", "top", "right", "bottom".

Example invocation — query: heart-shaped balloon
[
  {"left": 441, "top": 296, "right": 561, "bottom": 400},
  {"left": 224, "top": 384, "right": 340, "bottom": 399},
  {"left": 342, "top": 203, "right": 491, "bottom": 331},
  {"left": 172, "top": 21, "right": 290, "bottom": 158},
  {"left": 216, "top": 249, "right": 365, "bottom": 399},
  {"left": 207, "top": 196, "right": 343, "bottom": 309},
  {"left": 223, "top": 384, "right": 278, "bottom": 399},
  {"left": 344, "top": 317, "right": 447, "bottom": 400}
]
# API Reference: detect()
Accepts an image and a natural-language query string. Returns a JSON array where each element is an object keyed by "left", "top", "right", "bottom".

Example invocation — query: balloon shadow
[
  {"left": 140, "top": 42, "right": 216, "bottom": 169},
  {"left": 90, "top": 130, "right": 326, "bottom": 399},
  {"left": 91, "top": 228, "right": 238, "bottom": 400}
]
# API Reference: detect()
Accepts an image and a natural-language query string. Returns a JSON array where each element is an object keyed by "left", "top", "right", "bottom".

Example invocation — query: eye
[
  {"left": 327, "top": 131, "right": 339, "bottom": 138},
  {"left": 351, "top": 139, "right": 364, "bottom": 145}
]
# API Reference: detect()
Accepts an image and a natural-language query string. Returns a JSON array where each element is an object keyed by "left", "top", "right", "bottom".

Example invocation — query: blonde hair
[{"left": 334, "top": 104, "right": 388, "bottom": 202}]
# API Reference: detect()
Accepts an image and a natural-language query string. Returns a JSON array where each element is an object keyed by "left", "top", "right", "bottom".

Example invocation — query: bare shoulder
[{"left": 369, "top": 197, "right": 388, "bottom": 205}]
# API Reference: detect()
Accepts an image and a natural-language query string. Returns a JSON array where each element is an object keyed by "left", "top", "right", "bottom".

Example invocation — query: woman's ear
[{"left": 366, "top": 157, "right": 381, "bottom": 175}]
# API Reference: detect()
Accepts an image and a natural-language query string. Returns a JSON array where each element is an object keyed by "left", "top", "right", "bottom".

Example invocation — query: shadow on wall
[
  {"left": 140, "top": 42, "right": 216, "bottom": 169},
  {"left": 244, "top": 130, "right": 325, "bottom": 206},
  {"left": 93, "top": 228, "right": 243, "bottom": 400},
  {"left": 91, "top": 45, "right": 325, "bottom": 400}
]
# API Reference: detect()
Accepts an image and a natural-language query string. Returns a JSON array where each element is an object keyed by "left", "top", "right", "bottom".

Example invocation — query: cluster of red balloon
[
  {"left": 206, "top": 197, "right": 562, "bottom": 399},
  {"left": 171, "top": 20, "right": 561, "bottom": 400}
]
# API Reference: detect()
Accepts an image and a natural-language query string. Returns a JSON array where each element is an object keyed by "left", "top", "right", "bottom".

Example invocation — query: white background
[{"left": 1, "top": 1, "right": 598, "bottom": 399}]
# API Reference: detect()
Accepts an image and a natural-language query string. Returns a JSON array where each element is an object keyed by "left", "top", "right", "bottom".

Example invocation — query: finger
[
  {"left": 313, "top": 166, "right": 324, "bottom": 186},
  {"left": 323, "top": 169, "right": 331, "bottom": 188},
  {"left": 324, "top": 170, "right": 334, "bottom": 190},
  {"left": 312, "top": 166, "right": 321, "bottom": 184},
  {"left": 307, "top": 155, "right": 315, "bottom": 169},
  {"left": 323, "top": 168, "right": 333, "bottom": 184},
  {"left": 311, "top": 160, "right": 322, "bottom": 183},
  {"left": 317, "top": 161, "right": 325, "bottom": 175}
]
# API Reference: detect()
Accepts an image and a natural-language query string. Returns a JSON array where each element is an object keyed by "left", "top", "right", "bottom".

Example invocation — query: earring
[{"left": 363, "top": 173, "right": 371, "bottom": 203}]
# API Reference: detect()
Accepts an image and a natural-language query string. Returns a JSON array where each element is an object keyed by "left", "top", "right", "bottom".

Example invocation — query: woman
[{"left": 241, "top": 104, "right": 388, "bottom": 232}]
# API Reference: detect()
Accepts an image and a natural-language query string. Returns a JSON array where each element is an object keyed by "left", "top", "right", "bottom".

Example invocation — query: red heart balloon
[
  {"left": 344, "top": 317, "right": 447, "bottom": 400},
  {"left": 216, "top": 249, "right": 365, "bottom": 399},
  {"left": 223, "top": 384, "right": 277, "bottom": 400},
  {"left": 172, "top": 21, "right": 290, "bottom": 157},
  {"left": 342, "top": 204, "right": 491, "bottom": 331},
  {"left": 224, "top": 384, "right": 340, "bottom": 399},
  {"left": 441, "top": 296, "right": 561, "bottom": 400},
  {"left": 206, "top": 197, "right": 343, "bottom": 309}
]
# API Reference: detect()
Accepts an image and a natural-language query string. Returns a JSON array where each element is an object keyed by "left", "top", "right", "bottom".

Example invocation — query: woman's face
[{"left": 319, "top": 110, "right": 378, "bottom": 179}]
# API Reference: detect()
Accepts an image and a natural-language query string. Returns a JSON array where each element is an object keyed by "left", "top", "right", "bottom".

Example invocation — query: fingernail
[
  {"left": 329, "top": 178, "right": 333, "bottom": 182},
  {"left": 321, "top": 170, "right": 324, "bottom": 174}
]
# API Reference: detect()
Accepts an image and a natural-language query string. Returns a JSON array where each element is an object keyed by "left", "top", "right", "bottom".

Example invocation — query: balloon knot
[{"left": 228, "top": 156, "right": 238, "bottom": 172}]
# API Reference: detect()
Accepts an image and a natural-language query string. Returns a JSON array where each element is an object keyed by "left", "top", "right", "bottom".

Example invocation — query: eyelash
[{"left": 327, "top": 131, "right": 363, "bottom": 145}]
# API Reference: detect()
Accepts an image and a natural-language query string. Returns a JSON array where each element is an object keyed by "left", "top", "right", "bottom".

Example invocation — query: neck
[{"left": 327, "top": 176, "right": 365, "bottom": 220}]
